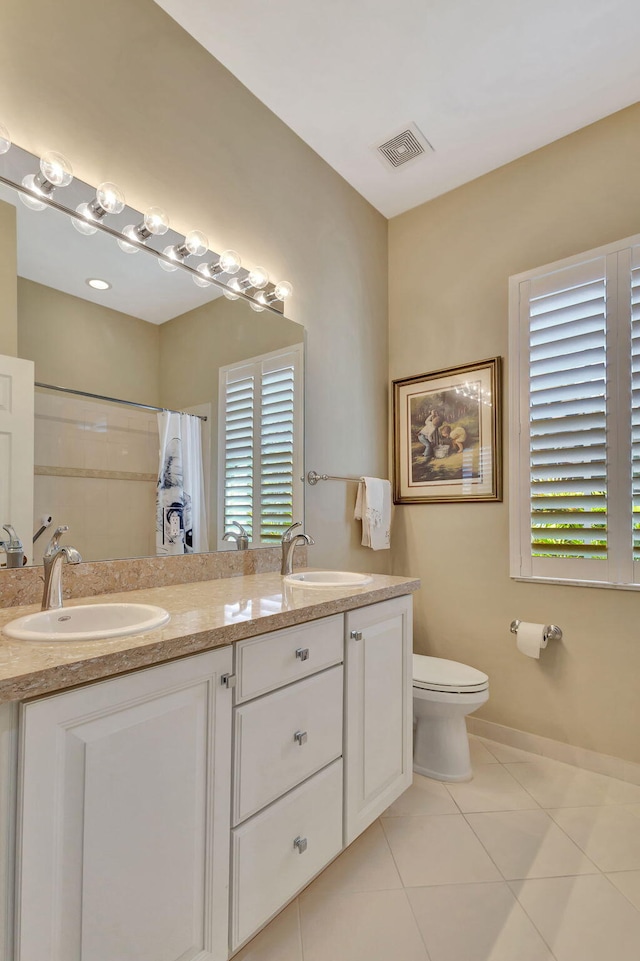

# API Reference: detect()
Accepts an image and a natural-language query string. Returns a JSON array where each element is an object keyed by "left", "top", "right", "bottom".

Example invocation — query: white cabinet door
[
  {"left": 0, "top": 353, "right": 34, "bottom": 566},
  {"left": 16, "top": 648, "right": 233, "bottom": 961},
  {"left": 344, "top": 595, "right": 413, "bottom": 844}
]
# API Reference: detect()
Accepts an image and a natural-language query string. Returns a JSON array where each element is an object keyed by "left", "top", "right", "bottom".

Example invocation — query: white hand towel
[{"left": 354, "top": 477, "right": 391, "bottom": 550}]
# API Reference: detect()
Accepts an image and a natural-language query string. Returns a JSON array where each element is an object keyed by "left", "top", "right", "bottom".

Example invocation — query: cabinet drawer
[
  {"left": 233, "top": 665, "right": 343, "bottom": 824},
  {"left": 235, "top": 614, "right": 343, "bottom": 701},
  {"left": 230, "top": 759, "right": 342, "bottom": 950}
]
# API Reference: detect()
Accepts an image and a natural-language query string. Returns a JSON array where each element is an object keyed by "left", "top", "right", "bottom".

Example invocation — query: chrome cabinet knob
[
  {"left": 295, "top": 647, "right": 310, "bottom": 661},
  {"left": 350, "top": 630, "right": 363, "bottom": 641},
  {"left": 293, "top": 836, "right": 308, "bottom": 854},
  {"left": 294, "top": 730, "right": 308, "bottom": 745}
]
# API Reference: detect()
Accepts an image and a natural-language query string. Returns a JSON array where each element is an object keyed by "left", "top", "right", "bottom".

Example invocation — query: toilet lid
[{"left": 413, "top": 654, "right": 489, "bottom": 693}]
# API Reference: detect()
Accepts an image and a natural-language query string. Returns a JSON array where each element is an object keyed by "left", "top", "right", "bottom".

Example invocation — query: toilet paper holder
[
  {"left": 510, "top": 620, "right": 563, "bottom": 643},
  {"left": 509, "top": 620, "right": 562, "bottom": 642}
]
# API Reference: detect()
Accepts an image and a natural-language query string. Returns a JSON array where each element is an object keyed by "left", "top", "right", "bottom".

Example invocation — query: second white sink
[
  {"left": 284, "top": 571, "right": 373, "bottom": 588},
  {"left": 2, "top": 603, "right": 170, "bottom": 642}
]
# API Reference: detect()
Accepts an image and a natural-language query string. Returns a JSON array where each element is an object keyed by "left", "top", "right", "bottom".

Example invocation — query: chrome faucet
[
  {"left": 281, "top": 522, "right": 314, "bottom": 576},
  {"left": 41, "top": 526, "right": 82, "bottom": 611},
  {"left": 222, "top": 521, "right": 249, "bottom": 551},
  {"left": 1, "top": 524, "right": 25, "bottom": 568}
]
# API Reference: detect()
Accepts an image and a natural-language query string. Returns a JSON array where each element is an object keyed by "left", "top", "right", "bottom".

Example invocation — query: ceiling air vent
[{"left": 375, "top": 123, "right": 434, "bottom": 170}]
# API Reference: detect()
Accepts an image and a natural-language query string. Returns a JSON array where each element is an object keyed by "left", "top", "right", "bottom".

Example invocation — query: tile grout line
[
  {"left": 462, "top": 806, "right": 602, "bottom": 882},
  {"left": 464, "top": 751, "right": 611, "bottom": 883},
  {"left": 443, "top": 753, "right": 544, "bottom": 812},
  {"left": 460, "top": 745, "right": 638, "bottom": 955},
  {"left": 378, "top": 814, "right": 409, "bottom": 885},
  {"left": 538, "top": 807, "right": 607, "bottom": 875},
  {"left": 601, "top": 872, "right": 640, "bottom": 915},
  {"left": 402, "top": 886, "right": 434, "bottom": 961},
  {"left": 503, "top": 879, "right": 561, "bottom": 961}
]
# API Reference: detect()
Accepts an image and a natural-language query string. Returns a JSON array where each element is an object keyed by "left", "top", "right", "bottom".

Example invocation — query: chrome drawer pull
[
  {"left": 350, "top": 630, "right": 363, "bottom": 641},
  {"left": 294, "top": 730, "right": 308, "bottom": 746},
  {"left": 293, "top": 836, "right": 308, "bottom": 854},
  {"left": 295, "top": 647, "right": 310, "bottom": 661}
]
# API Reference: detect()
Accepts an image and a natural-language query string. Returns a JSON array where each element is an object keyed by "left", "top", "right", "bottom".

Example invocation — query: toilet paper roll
[{"left": 516, "top": 622, "right": 547, "bottom": 659}]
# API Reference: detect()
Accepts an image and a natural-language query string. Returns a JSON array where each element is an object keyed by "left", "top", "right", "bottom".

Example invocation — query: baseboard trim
[{"left": 466, "top": 717, "right": 640, "bottom": 787}]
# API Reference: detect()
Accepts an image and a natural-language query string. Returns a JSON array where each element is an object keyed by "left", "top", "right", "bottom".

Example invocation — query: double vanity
[{"left": 0, "top": 570, "right": 418, "bottom": 961}]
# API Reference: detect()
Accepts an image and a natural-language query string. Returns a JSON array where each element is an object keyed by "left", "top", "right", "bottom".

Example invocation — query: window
[
  {"left": 509, "top": 233, "right": 640, "bottom": 587},
  {"left": 218, "top": 345, "right": 303, "bottom": 548}
]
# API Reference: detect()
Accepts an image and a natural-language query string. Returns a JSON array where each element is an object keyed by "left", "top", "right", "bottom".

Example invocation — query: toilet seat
[{"left": 413, "top": 654, "right": 489, "bottom": 694}]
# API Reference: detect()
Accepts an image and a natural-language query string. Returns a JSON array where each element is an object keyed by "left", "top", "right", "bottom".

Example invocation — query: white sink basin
[
  {"left": 2, "top": 603, "right": 170, "bottom": 642},
  {"left": 284, "top": 571, "right": 373, "bottom": 589}
]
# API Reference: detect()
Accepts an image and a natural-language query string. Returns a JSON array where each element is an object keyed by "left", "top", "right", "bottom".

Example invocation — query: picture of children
[
  {"left": 409, "top": 386, "right": 480, "bottom": 484},
  {"left": 449, "top": 423, "right": 467, "bottom": 453},
  {"left": 417, "top": 411, "right": 442, "bottom": 459},
  {"left": 440, "top": 423, "right": 467, "bottom": 454}
]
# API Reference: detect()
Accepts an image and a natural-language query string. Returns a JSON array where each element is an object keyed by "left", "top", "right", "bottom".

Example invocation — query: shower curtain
[{"left": 156, "top": 411, "right": 209, "bottom": 555}]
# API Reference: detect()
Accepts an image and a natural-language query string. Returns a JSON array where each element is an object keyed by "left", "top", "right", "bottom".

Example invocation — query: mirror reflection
[{"left": 0, "top": 148, "right": 304, "bottom": 568}]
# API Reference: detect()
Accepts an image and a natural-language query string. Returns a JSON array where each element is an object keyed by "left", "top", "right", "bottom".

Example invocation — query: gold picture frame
[{"left": 393, "top": 357, "right": 502, "bottom": 504}]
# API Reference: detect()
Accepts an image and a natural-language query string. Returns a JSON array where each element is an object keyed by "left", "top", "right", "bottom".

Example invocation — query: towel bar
[{"left": 307, "top": 470, "right": 362, "bottom": 485}]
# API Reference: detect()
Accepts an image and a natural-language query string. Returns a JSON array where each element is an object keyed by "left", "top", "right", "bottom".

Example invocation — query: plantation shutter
[
  {"left": 260, "top": 358, "right": 296, "bottom": 542},
  {"left": 219, "top": 346, "right": 302, "bottom": 548},
  {"left": 222, "top": 366, "right": 255, "bottom": 539},
  {"left": 527, "top": 258, "right": 608, "bottom": 571},
  {"left": 510, "top": 235, "right": 640, "bottom": 587}
]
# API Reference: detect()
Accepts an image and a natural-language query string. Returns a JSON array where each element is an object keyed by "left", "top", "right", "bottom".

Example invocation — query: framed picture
[{"left": 393, "top": 357, "right": 502, "bottom": 504}]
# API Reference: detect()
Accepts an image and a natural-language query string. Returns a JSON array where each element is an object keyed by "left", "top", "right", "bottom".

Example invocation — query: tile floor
[{"left": 233, "top": 736, "right": 640, "bottom": 961}]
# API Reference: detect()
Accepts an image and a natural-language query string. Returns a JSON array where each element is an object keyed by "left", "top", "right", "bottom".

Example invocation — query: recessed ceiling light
[{"left": 86, "top": 278, "right": 111, "bottom": 291}]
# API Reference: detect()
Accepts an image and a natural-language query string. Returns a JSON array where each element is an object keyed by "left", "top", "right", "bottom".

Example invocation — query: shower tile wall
[{"left": 33, "top": 392, "right": 158, "bottom": 563}]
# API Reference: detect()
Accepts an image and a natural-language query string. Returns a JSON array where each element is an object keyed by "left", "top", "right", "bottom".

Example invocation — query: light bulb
[
  {"left": 159, "top": 245, "right": 180, "bottom": 272},
  {"left": 218, "top": 249, "right": 241, "bottom": 274},
  {"left": 117, "top": 205, "right": 169, "bottom": 254},
  {"left": 184, "top": 230, "right": 208, "bottom": 257},
  {"left": 193, "top": 264, "right": 213, "bottom": 288},
  {"left": 117, "top": 224, "right": 141, "bottom": 254},
  {"left": 0, "top": 123, "right": 11, "bottom": 155},
  {"left": 39, "top": 150, "right": 73, "bottom": 187},
  {"left": 274, "top": 280, "right": 293, "bottom": 301},
  {"left": 250, "top": 290, "right": 269, "bottom": 312},
  {"left": 72, "top": 202, "right": 98, "bottom": 235},
  {"left": 143, "top": 207, "right": 169, "bottom": 235},
  {"left": 19, "top": 174, "right": 47, "bottom": 211},
  {"left": 96, "top": 182, "right": 125, "bottom": 214},
  {"left": 223, "top": 278, "right": 241, "bottom": 301},
  {"left": 248, "top": 266, "right": 269, "bottom": 289}
]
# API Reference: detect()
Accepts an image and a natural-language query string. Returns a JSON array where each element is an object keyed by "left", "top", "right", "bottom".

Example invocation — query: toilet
[{"left": 413, "top": 654, "right": 489, "bottom": 782}]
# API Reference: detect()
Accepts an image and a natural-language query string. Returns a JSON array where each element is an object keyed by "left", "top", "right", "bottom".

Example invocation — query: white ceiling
[{"left": 154, "top": 0, "right": 640, "bottom": 218}]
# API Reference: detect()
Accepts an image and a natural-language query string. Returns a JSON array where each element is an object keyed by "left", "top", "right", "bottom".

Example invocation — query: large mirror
[{"left": 0, "top": 144, "right": 304, "bottom": 567}]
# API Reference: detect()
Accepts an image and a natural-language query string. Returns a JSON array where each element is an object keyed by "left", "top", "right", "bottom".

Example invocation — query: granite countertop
[{"left": 0, "top": 571, "right": 420, "bottom": 703}]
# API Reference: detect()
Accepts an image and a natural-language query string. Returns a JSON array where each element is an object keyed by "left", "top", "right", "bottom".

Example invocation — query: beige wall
[
  {"left": 159, "top": 295, "right": 303, "bottom": 410},
  {"left": 18, "top": 279, "right": 160, "bottom": 405},
  {"left": 0, "top": 0, "right": 390, "bottom": 574},
  {"left": 389, "top": 103, "right": 640, "bottom": 764},
  {"left": 0, "top": 200, "right": 17, "bottom": 356}
]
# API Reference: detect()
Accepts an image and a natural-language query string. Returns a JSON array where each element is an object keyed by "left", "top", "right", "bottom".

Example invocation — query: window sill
[{"left": 511, "top": 575, "right": 640, "bottom": 592}]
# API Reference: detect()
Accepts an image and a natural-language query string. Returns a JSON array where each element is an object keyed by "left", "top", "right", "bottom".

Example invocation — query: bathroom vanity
[{"left": 0, "top": 571, "right": 418, "bottom": 961}]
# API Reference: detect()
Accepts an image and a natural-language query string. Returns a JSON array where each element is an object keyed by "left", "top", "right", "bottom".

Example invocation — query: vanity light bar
[{"left": 0, "top": 123, "right": 294, "bottom": 313}]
